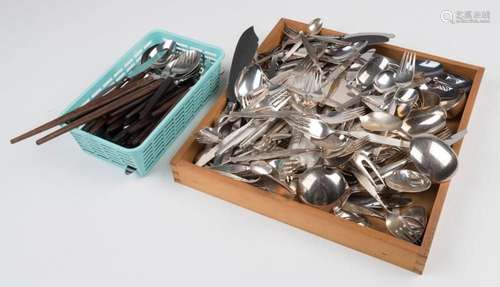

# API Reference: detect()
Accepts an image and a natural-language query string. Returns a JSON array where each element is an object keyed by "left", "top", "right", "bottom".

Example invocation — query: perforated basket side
[{"left": 140, "top": 63, "right": 221, "bottom": 173}]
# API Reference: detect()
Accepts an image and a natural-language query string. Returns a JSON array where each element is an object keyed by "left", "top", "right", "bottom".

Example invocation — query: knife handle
[{"left": 139, "top": 77, "right": 174, "bottom": 119}]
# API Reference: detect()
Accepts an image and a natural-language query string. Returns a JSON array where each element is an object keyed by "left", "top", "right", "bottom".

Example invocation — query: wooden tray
[{"left": 170, "top": 18, "right": 484, "bottom": 274}]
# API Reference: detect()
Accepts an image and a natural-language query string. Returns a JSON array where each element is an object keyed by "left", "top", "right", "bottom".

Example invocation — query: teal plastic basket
[{"left": 64, "top": 30, "right": 224, "bottom": 176}]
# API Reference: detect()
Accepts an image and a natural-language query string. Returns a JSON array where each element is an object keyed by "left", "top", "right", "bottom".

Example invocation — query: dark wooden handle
[
  {"left": 139, "top": 77, "right": 174, "bottom": 119},
  {"left": 35, "top": 80, "right": 161, "bottom": 145},
  {"left": 10, "top": 76, "right": 154, "bottom": 144},
  {"left": 151, "top": 86, "right": 190, "bottom": 117}
]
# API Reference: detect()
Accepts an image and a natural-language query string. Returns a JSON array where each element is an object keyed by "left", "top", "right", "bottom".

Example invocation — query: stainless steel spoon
[
  {"left": 140, "top": 40, "right": 177, "bottom": 70},
  {"left": 297, "top": 166, "right": 349, "bottom": 210},
  {"left": 235, "top": 64, "right": 266, "bottom": 108},
  {"left": 409, "top": 135, "right": 458, "bottom": 183},
  {"left": 307, "top": 18, "right": 323, "bottom": 35},
  {"left": 373, "top": 69, "right": 397, "bottom": 93},
  {"left": 394, "top": 88, "right": 419, "bottom": 118},
  {"left": 385, "top": 169, "right": 432, "bottom": 193},
  {"left": 356, "top": 55, "right": 391, "bottom": 88},
  {"left": 359, "top": 111, "right": 402, "bottom": 132},
  {"left": 401, "top": 106, "right": 447, "bottom": 136},
  {"left": 327, "top": 41, "right": 367, "bottom": 62}
]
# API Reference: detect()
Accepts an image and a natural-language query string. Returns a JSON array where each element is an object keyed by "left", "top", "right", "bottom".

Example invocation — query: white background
[{"left": 1, "top": 0, "right": 499, "bottom": 286}]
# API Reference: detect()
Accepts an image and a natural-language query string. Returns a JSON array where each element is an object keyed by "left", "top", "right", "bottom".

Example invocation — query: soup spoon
[{"left": 297, "top": 166, "right": 349, "bottom": 210}]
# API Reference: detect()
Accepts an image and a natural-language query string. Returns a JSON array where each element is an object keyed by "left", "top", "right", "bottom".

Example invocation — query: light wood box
[{"left": 171, "top": 18, "right": 484, "bottom": 274}]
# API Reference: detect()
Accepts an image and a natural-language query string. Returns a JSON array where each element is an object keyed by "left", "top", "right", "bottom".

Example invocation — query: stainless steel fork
[
  {"left": 228, "top": 106, "right": 364, "bottom": 125},
  {"left": 395, "top": 50, "right": 416, "bottom": 88}
]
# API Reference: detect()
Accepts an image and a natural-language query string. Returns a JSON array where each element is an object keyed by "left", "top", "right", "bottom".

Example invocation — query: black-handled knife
[{"left": 226, "top": 26, "right": 259, "bottom": 110}]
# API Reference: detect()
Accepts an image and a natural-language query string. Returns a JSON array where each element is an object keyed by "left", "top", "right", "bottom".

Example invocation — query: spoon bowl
[
  {"left": 360, "top": 111, "right": 402, "bottom": 132},
  {"left": 140, "top": 40, "right": 176, "bottom": 70},
  {"left": 356, "top": 55, "right": 391, "bottom": 88},
  {"left": 343, "top": 202, "right": 426, "bottom": 243},
  {"left": 329, "top": 41, "right": 367, "bottom": 62},
  {"left": 401, "top": 205, "right": 427, "bottom": 228},
  {"left": 373, "top": 69, "right": 397, "bottom": 93},
  {"left": 401, "top": 106, "right": 447, "bottom": 136},
  {"left": 169, "top": 50, "right": 202, "bottom": 78},
  {"left": 235, "top": 64, "right": 265, "bottom": 108},
  {"left": 409, "top": 135, "right": 458, "bottom": 183},
  {"left": 307, "top": 18, "right": 323, "bottom": 35},
  {"left": 394, "top": 88, "right": 419, "bottom": 118},
  {"left": 298, "top": 167, "right": 349, "bottom": 209},
  {"left": 386, "top": 169, "right": 432, "bottom": 193}
]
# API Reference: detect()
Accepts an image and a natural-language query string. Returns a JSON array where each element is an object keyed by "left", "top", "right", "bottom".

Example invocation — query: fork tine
[
  {"left": 286, "top": 116, "right": 305, "bottom": 128},
  {"left": 342, "top": 112, "right": 363, "bottom": 122},
  {"left": 336, "top": 136, "right": 369, "bottom": 157},
  {"left": 405, "top": 52, "right": 412, "bottom": 70},
  {"left": 399, "top": 51, "right": 408, "bottom": 72},
  {"left": 344, "top": 106, "right": 365, "bottom": 116},
  {"left": 340, "top": 106, "right": 361, "bottom": 114},
  {"left": 404, "top": 51, "right": 410, "bottom": 71},
  {"left": 411, "top": 52, "right": 416, "bottom": 75},
  {"left": 436, "top": 127, "right": 452, "bottom": 140}
]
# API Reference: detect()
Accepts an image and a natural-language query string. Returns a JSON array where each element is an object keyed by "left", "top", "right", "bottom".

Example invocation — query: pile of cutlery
[{"left": 194, "top": 19, "right": 472, "bottom": 244}]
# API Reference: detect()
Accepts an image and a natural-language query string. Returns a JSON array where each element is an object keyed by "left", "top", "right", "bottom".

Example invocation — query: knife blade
[{"left": 226, "top": 26, "right": 259, "bottom": 108}]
